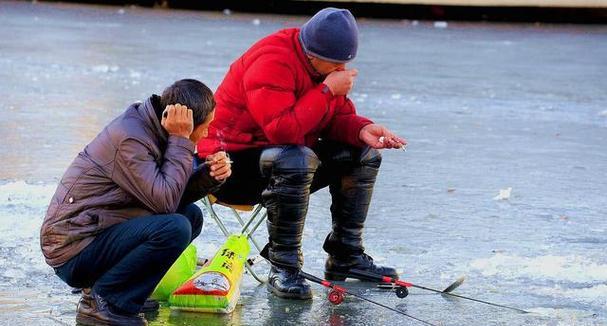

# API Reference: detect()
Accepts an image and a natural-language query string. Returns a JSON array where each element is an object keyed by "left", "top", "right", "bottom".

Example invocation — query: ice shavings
[
  {"left": 527, "top": 307, "right": 599, "bottom": 322},
  {"left": 91, "top": 65, "right": 119, "bottom": 73},
  {"left": 0, "top": 181, "right": 57, "bottom": 284},
  {"left": 537, "top": 284, "right": 607, "bottom": 307}
]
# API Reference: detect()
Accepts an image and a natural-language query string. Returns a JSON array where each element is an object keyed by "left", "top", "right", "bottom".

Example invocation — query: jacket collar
[{"left": 141, "top": 95, "right": 168, "bottom": 144}]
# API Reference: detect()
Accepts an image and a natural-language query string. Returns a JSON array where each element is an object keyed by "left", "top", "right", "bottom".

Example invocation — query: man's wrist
[
  {"left": 168, "top": 134, "right": 195, "bottom": 152},
  {"left": 169, "top": 133, "right": 191, "bottom": 140},
  {"left": 321, "top": 83, "right": 334, "bottom": 96}
]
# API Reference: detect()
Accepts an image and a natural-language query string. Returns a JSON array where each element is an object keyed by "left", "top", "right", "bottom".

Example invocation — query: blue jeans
[{"left": 54, "top": 203, "right": 203, "bottom": 314}]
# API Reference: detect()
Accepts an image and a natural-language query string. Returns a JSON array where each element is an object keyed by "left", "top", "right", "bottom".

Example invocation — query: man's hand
[
  {"left": 161, "top": 104, "right": 193, "bottom": 139},
  {"left": 206, "top": 151, "right": 232, "bottom": 181},
  {"left": 359, "top": 124, "right": 407, "bottom": 149},
  {"left": 323, "top": 69, "right": 358, "bottom": 96}
]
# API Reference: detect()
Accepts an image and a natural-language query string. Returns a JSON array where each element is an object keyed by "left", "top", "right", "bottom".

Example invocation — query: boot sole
[
  {"left": 76, "top": 313, "right": 112, "bottom": 326},
  {"left": 325, "top": 270, "right": 398, "bottom": 282},
  {"left": 266, "top": 283, "right": 313, "bottom": 300},
  {"left": 76, "top": 312, "right": 147, "bottom": 326},
  {"left": 141, "top": 302, "right": 159, "bottom": 313}
]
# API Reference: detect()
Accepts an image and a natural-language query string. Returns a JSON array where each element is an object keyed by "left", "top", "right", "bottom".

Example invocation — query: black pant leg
[
  {"left": 212, "top": 148, "right": 267, "bottom": 205},
  {"left": 312, "top": 140, "right": 382, "bottom": 258}
]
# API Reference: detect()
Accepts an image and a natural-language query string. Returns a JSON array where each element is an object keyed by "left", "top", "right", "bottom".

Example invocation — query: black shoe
[
  {"left": 141, "top": 299, "right": 159, "bottom": 313},
  {"left": 76, "top": 290, "right": 147, "bottom": 326},
  {"left": 267, "top": 266, "right": 312, "bottom": 300},
  {"left": 325, "top": 253, "right": 399, "bottom": 282},
  {"left": 80, "top": 288, "right": 158, "bottom": 314}
]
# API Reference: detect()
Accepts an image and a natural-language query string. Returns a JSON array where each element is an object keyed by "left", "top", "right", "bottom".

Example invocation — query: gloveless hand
[
  {"left": 359, "top": 124, "right": 407, "bottom": 149},
  {"left": 161, "top": 104, "right": 193, "bottom": 139},
  {"left": 206, "top": 151, "right": 232, "bottom": 181},
  {"left": 323, "top": 69, "right": 358, "bottom": 96}
]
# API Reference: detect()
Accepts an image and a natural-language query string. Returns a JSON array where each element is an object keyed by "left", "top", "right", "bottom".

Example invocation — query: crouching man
[{"left": 40, "top": 79, "right": 231, "bottom": 325}]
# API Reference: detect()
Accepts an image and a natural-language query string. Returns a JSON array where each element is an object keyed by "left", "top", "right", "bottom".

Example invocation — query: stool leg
[
  {"left": 201, "top": 197, "right": 231, "bottom": 237},
  {"left": 201, "top": 198, "right": 267, "bottom": 284},
  {"left": 232, "top": 207, "right": 266, "bottom": 253}
]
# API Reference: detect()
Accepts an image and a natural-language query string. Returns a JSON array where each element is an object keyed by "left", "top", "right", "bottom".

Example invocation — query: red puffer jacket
[{"left": 197, "top": 28, "right": 372, "bottom": 157}]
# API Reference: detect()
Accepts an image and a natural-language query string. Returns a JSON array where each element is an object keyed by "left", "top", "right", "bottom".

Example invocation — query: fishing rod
[
  {"left": 377, "top": 275, "right": 465, "bottom": 298},
  {"left": 355, "top": 269, "right": 530, "bottom": 314},
  {"left": 299, "top": 270, "right": 438, "bottom": 326}
]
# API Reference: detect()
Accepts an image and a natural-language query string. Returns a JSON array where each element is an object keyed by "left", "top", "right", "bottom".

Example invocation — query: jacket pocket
[{"left": 68, "top": 212, "right": 99, "bottom": 228}]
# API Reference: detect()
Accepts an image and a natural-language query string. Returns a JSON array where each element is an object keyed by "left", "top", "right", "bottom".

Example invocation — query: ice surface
[
  {"left": 470, "top": 254, "right": 607, "bottom": 283},
  {"left": 1, "top": 2, "right": 606, "bottom": 325}
]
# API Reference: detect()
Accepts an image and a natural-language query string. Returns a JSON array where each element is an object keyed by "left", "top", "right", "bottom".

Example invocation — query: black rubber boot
[
  {"left": 267, "top": 265, "right": 312, "bottom": 299},
  {"left": 325, "top": 253, "right": 399, "bottom": 281},
  {"left": 260, "top": 146, "right": 319, "bottom": 299},
  {"left": 320, "top": 146, "right": 398, "bottom": 281}
]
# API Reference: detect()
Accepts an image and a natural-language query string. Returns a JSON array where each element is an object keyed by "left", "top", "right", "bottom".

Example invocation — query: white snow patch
[
  {"left": 527, "top": 307, "right": 598, "bottom": 321},
  {"left": 470, "top": 254, "right": 607, "bottom": 283},
  {"left": 252, "top": 19, "right": 260, "bottom": 26},
  {"left": 391, "top": 94, "right": 402, "bottom": 100},
  {"left": 0, "top": 182, "right": 58, "bottom": 281},
  {"left": 92, "top": 65, "right": 108, "bottom": 73},
  {"left": 129, "top": 70, "right": 142, "bottom": 79},
  {"left": 92, "top": 65, "right": 119, "bottom": 73},
  {"left": 493, "top": 187, "right": 512, "bottom": 200},
  {"left": 0, "top": 181, "right": 56, "bottom": 209},
  {"left": 537, "top": 284, "right": 607, "bottom": 307},
  {"left": 598, "top": 110, "right": 607, "bottom": 117},
  {"left": 434, "top": 21, "right": 448, "bottom": 29}
]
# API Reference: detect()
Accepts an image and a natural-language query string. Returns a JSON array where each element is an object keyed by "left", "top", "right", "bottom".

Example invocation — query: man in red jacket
[{"left": 198, "top": 8, "right": 407, "bottom": 299}]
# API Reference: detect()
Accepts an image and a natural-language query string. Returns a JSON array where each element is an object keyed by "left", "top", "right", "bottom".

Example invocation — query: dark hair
[{"left": 160, "top": 79, "right": 215, "bottom": 126}]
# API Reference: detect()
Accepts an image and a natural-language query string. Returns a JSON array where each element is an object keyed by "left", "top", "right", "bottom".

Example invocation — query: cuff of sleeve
[
  {"left": 168, "top": 135, "right": 195, "bottom": 153},
  {"left": 320, "top": 83, "right": 334, "bottom": 99},
  {"left": 193, "top": 163, "right": 224, "bottom": 187},
  {"left": 352, "top": 118, "right": 374, "bottom": 147}
]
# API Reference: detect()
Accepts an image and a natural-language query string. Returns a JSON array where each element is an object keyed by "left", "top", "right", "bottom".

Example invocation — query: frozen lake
[{"left": 0, "top": 1, "right": 606, "bottom": 325}]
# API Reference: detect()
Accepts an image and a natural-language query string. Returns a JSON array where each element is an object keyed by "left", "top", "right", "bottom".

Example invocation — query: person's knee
[
  {"left": 183, "top": 203, "right": 204, "bottom": 239},
  {"left": 161, "top": 215, "right": 192, "bottom": 248},
  {"left": 359, "top": 147, "right": 382, "bottom": 169},
  {"left": 260, "top": 145, "right": 320, "bottom": 179}
]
